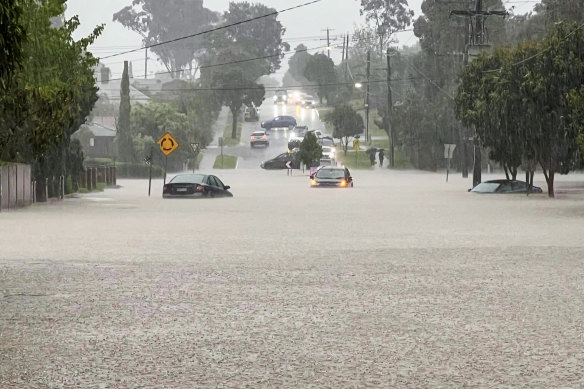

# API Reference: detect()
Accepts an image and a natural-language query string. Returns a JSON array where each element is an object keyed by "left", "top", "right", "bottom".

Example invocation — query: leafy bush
[{"left": 116, "top": 162, "right": 163, "bottom": 178}]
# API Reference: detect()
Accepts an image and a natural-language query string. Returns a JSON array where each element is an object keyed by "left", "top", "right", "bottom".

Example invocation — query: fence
[
  {"left": 0, "top": 164, "right": 33, "bottom": 211},
  {"left": 78, "top": 166, "right": 117, "bottom": 191}
]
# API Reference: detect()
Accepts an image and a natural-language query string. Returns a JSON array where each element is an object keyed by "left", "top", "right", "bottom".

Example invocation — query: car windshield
[
  {"left": 169, "top": 174, "right": 205, "bottom": 184},
  {"left": 252, "top": 132, "right": 265, "bottom": 136},
  {"left": 471, "top": 183, "right": 501, "bottom": 193},
  {"left": 316, "top": 169, "right": 345, "bottom": 179}
]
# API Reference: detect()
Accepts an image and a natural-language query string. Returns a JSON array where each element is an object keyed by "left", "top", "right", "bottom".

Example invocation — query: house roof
[{"left": 79, "top": 123, "right": 117, "bottom": 138}]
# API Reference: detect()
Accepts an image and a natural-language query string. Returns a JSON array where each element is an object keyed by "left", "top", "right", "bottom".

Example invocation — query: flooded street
[{"left": 1, "top": 170, "right": 584, "bottom": 387}]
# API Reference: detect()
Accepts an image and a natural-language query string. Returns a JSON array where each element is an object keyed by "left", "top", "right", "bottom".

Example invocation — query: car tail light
[
  {"left": 339, "top": 180, "right": 347, "bottom": 187},
  {"left": 262, "top": 135, "right": 267, "bottom": 139},
  {"left": 195, "top": 185, "right": 205, "bottom": 193}
]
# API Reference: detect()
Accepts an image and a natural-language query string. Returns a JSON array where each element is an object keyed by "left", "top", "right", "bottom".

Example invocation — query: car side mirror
[
  {"left": 467, "top": 188, "right": 472, "bottom": 192},
  {"left": 309, "top": 174, "right": 314, "bottom": 179},
  {"left": 224, "top": 185, "right": 231, "bottom": 190}
]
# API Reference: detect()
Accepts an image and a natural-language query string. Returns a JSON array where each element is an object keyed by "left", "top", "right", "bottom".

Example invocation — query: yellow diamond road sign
[{"left": 157, "top": 132, "right": 179, "bottom": 156}]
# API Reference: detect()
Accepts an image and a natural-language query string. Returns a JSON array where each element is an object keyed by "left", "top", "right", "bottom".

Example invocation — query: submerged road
[{"left": 1, "top": 170, "right": 584, "bottom": 388}]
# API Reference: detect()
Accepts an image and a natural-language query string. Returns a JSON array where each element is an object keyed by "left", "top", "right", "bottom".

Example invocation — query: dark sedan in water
[
  {"left": 260, "top": 152, "right": 301, "bottom": 169},
  {"left": 163, "top": 174, "right": 233, "bottom": 198},
  {"left": 310, "top": 167, "right": 353, "bottom": 188},
  {"left": 470, "top": 179, "right": 543, "bottom": 194}
]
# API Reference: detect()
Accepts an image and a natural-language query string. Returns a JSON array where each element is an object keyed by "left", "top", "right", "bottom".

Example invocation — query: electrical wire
[
  {"left": 100, "top": 0, "right": 322, "bottom": 60},
  {"left": 95, "top": 44, "right": 331, "bottom": 84}
]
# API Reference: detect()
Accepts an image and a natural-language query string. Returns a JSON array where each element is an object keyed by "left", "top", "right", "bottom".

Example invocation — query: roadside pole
[
  {"left": 387, "top": 48, "right": 395, "bottom": 168},
  {"left": 146, "top": 147, "right": 153, "bottom": 197},
  {"left": 444, "top": 144, "right": 456, "bottom": 182},
  {"left": 219, "top": 137, "right": 224, "bottom": 169},
  {"left": 163, "top": 155, "right": 168, "bottom": 185},
  {"left": 365, "top": 50, "right": 371, "bottom": 143}
]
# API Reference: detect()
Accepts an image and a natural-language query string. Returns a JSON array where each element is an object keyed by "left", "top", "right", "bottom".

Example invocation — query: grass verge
[
  {"left": 213, "top": 154, "right": 238, "bottom": 169},
  {"left": 222, "top": 112, "right": 243, "bottom": 147},
  {"left": 337, "top": 150, "right": 373, "bottom": 169}
]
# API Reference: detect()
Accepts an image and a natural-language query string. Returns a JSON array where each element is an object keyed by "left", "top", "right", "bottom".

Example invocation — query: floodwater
[{"left": 1, "top": 170, "right": 584, "bottom": 387}]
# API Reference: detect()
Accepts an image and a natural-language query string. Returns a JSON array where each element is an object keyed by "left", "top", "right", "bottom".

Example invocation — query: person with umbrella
[
  {"left": 366, "top": 147, "right": 377, "bottom": 167},
  {"left": 378, "top": 149, "right": 385, "bottom": 167}
]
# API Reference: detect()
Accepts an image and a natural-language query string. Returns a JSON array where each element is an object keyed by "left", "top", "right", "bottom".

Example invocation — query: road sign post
[
  {"left": 144, "top": 147, "right": 153, "bottom": 197},
  {"left": 157, "top": 132, "right": 179, "bottom": 185},
  {"left": 219, "top": 137, "right": 224, "bottom": 169}
]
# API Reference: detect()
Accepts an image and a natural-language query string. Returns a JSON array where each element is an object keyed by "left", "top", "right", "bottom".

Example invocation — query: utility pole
[
  {"left": 387, "top": 48, "right": 395, "bottom": 168},
  {"left": 365, "top": 50, "right": 371, "bottom": 144},
  {"left": 321, "top": 28, "right": 336, "bottom": 58},
  {"left": 451, "top": 0, "right": 507, "bottom": 186},
  {"left": 145, "top": 48, "right": 148, "bottom": 79}
]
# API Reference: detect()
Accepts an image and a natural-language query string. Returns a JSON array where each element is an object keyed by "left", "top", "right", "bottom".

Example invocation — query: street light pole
[
  {"left": 387, "top": 48, "right": 395, "bottom": 168},
  {"left": 365, "top": 50, "right": 371, "bottom": 144}
]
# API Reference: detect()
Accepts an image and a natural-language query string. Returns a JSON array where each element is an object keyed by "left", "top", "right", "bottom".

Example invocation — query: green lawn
[
  {"left": 222, "top": 112, "right": 243, "bottom": 147},
  {"left": 337, "top": 150, "right": 373, "bottom": 169},
  {"left": 213, "top": 154, "right": 238, "bottom": 169}
]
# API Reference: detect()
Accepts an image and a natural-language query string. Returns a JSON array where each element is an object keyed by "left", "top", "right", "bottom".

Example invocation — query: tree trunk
[
  {"left": 540, "top": 161, "right": 555, "bottom": 198},
  {"left": 510, "top": 166, "right": 517, "bottom": 180},
  {"left": 503, "top": 165, "right": 510, "bottom": 180},
  {"left": 231, "top": 108, "right": 238, "bottom": 139}
]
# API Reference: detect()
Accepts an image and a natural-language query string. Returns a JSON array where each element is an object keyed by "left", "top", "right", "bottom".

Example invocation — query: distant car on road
[
  {"left": 302, "top": 97, "right": 317, "bottom": 108},
  {"left": 310, "top": 166, "right": 353, "bottom": 188},
  {"left": 273, "top": 90, "right": 288, "bottom": 105},
  {"left": 469, "top": 179, "right": 543, "bottom": 194},
  {"left": 163, "top": 174, "right": 233, "bottom": 198},
  {"left": 289, "top": 125, "right": 308, "bottom": 139},
  {"left": 250, "top": 130, "right": 269, "bottom": 148},
  {"left": 287, "top": 137, "right": 303, "bottom": 151},
  {"left": 320, "top": 146, "right": 336, "bottom": 166},
  {"left": 260, "top": 152, "right": 300, "bottom": 170},
  {"left": 243, "top": 106, "right": 259, "bottom": 122},
  {"left": 261, "top": 116, "right": 297, "bottom": 130}
]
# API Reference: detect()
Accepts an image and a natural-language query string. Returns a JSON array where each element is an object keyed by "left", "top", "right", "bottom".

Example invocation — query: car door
[
  {"left": 205, "top": 175, "right": 222, "bottom": 196},
  {"left": 210, "top": 176, "right": 228, "bottom": 196}
]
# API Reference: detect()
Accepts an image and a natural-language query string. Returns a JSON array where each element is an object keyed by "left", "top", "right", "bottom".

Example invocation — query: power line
[
  {"left": 100, "top": 78, "right": 421, "bottom": 98},
  {"left": 101, "top": 0, "right": 322, "bottom": 60},
  {"left": 96, "top": 44, "right": 331, "bottom": 84}
]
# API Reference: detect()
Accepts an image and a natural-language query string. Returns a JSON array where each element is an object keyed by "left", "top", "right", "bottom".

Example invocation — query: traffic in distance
[{"left": 165, "top": 89, "right": 548, "bottom": 198}]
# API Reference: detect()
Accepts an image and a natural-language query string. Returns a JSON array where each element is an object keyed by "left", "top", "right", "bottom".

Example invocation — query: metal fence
[{"left": 0, "top": 164, "right": 33, "bottom": 211}]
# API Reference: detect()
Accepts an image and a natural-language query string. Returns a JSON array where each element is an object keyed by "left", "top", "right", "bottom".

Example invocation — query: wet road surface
[{"left": 1, "top": 170, "right": 584, "bottom": 388}]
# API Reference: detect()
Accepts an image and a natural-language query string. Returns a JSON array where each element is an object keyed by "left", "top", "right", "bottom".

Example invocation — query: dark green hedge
[{"left": 116, "top": 163, "right": 163, "bottom": 178}]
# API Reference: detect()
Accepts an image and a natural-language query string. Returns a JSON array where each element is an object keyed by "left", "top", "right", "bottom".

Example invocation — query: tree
[
  {"left": 297, "top": 132, "right": 322, "bottom": 168},
  {"left": 284, "top": 44, "right": 312, "bottom": 86},
  {"left": 117, "top": 61, "right": 133, "bottom": 162},
  {"left": 130, "top": 102, "right": 190, "bottom": 170},
  {"left": 200, "top": 2, "right": 287, "bottom": 139},
  {"left": 113, "top": 0, "right": 219, "bottom": 78},
  {"left": 360, "top": 0, "right": 414, "bottom": 52},
  {"left": 324, "top": 105, "right": 365, "bottom": 155},
  {"left": 0, "top": 0, "right": 25, "bottom": 83},
  {"left": 304, "top": 53, "right": 338, "bottom": 104},
  {"left": 0, "top": 0, "right": 102, "bottom": 199},
  {"left": 456, "top": 23, "right": 584, "bottom": 197}
]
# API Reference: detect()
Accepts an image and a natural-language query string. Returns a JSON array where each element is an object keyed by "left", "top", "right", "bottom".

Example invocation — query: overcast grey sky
[{"left": 65, "top": 0, "right": 537, "bottom": 80}]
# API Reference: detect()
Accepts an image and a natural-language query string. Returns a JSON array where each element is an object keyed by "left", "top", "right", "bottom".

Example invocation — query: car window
[
  {"left": 511, "top": 181, "right": 526, "bottom": 191},
  {"left": 213, "top": 176, "right": 224, "bottom": 188},
  {"left": 276, "top": 154, "right": 288, "bottom": 160},
  {"left": 316, "top": 169, "right": 346, "bottom": 179},
  {"left": 170, "top": 174, "right": 205, "bottom": 184},
  {"left": 471, "top": 183, "right": 500, "bottom": 193},
  {"left": 498, "top": 182, "right": 513, "bottom": 193},
  {"left": 208, "top": 176, "right": 219, "bottom": 187}
]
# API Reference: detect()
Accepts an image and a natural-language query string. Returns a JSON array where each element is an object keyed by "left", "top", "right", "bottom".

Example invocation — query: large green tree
[
  {"left": 0, "top": 0, "right": 102, "bottom": 198},
  {"left": 304, "top": 53, "right": 338, "bottom": 104},
  {"left": 456, "top": 23, "right": 584, "bottom": 197},
  {"left": 324, "top": 105, "right": 365, "bottom": 155},
  {"left": 0, "top": 0, "right": 25, "bottom": 83},
  {"left": 113, "top": 0, "right": 219, "bottom": 78},
  {"left": 117, "top": 61, "right": 133, "bottom": 162},
  {"left": 200, "top": 2, "right": 287, "bottom": 139},
  {"left": 360, "top": 0, "right": 414, "bottom": 52}
]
